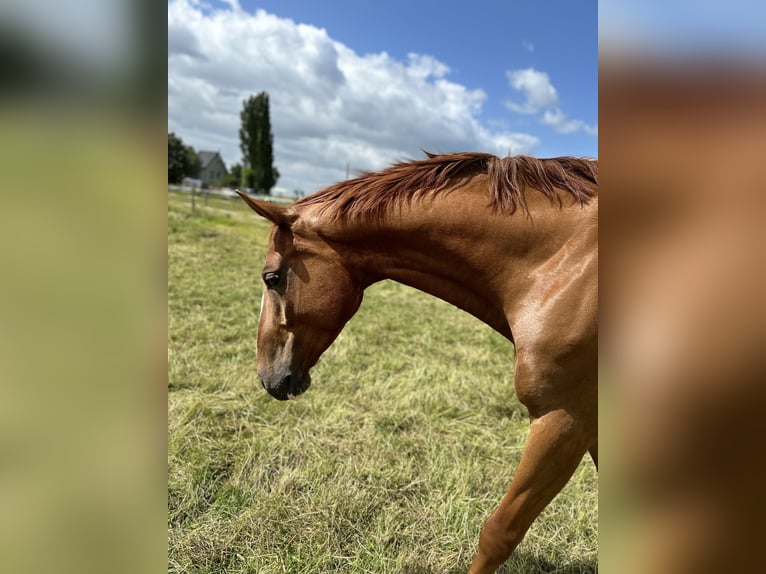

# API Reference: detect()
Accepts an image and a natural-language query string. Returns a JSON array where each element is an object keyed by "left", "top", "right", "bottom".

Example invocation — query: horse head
[{"left": 238, "top": 191, "right": 364, "bottom": 400}]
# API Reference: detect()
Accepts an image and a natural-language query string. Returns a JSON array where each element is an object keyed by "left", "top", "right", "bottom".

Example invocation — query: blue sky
[
  {"left": 169, "top": 0, "right": 597, "bottom": 192},
  {"left": 600, "top": 0, "right": 766, "bottom": 53},
  {"left": 246, "top": 0, "right": 597, "bottom": 153}
]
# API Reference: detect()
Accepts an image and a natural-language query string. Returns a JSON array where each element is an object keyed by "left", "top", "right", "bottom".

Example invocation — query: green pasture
[{"left": 168, "top": 192, "right": 597, "bottom": 573}]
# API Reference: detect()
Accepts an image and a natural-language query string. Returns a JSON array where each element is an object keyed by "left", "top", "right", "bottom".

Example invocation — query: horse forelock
[{"left": 295, "top": 152, "right": 598, "bottom": 222}]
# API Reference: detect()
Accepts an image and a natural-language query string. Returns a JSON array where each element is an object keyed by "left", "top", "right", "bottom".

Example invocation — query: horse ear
[{"left": 236, "top": 190, "right": 298, "bottom": 225}]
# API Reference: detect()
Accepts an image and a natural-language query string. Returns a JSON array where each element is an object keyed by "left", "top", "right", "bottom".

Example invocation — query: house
[{"left": 197, "top": 151, "right": 228, "bottom": 187}]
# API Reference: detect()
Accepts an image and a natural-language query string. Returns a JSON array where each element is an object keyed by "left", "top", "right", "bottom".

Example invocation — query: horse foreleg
[{"left": 467, "top": 409, "right": 590, "bottom": 574}]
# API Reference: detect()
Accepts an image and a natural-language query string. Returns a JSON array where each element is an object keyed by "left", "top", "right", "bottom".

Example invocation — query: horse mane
[{"left": 296, "top": 151, "right": 598, "bottom": 221}]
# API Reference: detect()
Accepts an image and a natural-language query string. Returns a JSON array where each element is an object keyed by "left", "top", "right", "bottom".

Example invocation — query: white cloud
[
  {"left": 167, "top": 0, "right": 539, "bottom": 193},
  {"left": 505, "top": 67, "right": 596, "bottom": 137},
  {"left": 541, "top": 109, "right": 586, "bottom": 134},
  {"left": 505, "top": 68, "right": 558, "bottom": 114},
  {"left": 522, "top": 40, "right": 535, "bottom": 53},
  {"left": 220, "top": 0, "right": 241, "bottom": 11}
]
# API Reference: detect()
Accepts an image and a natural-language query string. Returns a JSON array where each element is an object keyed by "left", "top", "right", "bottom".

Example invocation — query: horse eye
[{"left": 263, "top": 272, "right": 281, "bottom": 288}]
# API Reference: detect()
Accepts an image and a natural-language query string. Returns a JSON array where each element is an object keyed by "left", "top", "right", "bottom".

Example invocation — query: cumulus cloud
[
  {"left": 505, "top": 68, "right": 558, "bottom": 114},
  {"left": 167, "top": 0, "right": 539, "bottom": 193},
  {"left": 505, "top": 67, "right": 596, "bottom": 136}
]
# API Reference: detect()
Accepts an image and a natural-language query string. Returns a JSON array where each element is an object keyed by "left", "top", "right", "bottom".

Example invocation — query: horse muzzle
[{"left": 258, "top": 371, "right": 312, "bottom": 401}]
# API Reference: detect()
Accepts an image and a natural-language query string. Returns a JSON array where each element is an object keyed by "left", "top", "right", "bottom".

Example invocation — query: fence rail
[{"left": 168, "top": 185, "right": 295, "bottom": 215}]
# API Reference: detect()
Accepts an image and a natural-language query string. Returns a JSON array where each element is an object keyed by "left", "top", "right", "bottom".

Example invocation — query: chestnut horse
[{"left": 237, "top": 152, "right": 598, "bottom": 573}]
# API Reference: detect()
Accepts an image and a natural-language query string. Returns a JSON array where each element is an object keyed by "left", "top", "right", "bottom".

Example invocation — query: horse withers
[{"left": 238, "top": 152, "right": 598, "bottom": 573}]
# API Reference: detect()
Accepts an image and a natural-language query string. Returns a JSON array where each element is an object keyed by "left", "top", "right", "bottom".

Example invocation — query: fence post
[{"left": 191, "top": 186, "right": 196, "bottom": 215}]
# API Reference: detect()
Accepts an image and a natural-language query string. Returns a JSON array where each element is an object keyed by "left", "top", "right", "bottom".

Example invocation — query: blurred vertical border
[
  {"left": 600, "top": 2, "right": 766, "bottom": 573},
  {"left": 0, "top": 1, "right": 166, "bottom": 573}
]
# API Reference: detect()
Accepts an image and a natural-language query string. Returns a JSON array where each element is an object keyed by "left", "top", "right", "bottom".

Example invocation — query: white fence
[{"left": 168, "top": 185, "right": 296, "bottom": 208}]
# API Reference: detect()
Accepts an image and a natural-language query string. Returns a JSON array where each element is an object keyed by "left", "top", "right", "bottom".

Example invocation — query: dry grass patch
[{"left": 168, "top": 194, "right": 597, "bottom": 573}]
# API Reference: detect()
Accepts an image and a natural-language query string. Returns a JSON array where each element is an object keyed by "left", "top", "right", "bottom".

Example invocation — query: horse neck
[{"left": 307, "top": 187, "right": 595, "bottom": 341}]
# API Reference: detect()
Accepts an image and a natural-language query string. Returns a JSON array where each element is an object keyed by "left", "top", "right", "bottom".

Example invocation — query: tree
[
  {"left": 168, "top": 132, "right": 201, "bottom": 183},
  {"left": 184, "top": 145, "right": 201, "bottom": 179},
  {"left": 228, "top": 163, "right": 242, "bottom": 188},
  {"left": 239, "top": 92, "right": 279, "bottom": 193},
  {"left": 168, "top": 132, "right": 186, "bottom": 184},
  {"left": 215, "top": 163, "right": 241, "bottom": 188}
]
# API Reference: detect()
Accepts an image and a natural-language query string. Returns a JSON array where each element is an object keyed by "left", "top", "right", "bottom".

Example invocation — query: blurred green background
[{"left": 0, "top": 1, "right": 165, "bottom": 573}]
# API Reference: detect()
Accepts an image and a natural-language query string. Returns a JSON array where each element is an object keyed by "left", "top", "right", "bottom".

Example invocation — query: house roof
[{"left": 198, "top": 151, "right": 221, "bottom": 169}]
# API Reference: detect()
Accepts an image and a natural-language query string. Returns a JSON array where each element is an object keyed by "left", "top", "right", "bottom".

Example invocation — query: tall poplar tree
[{"left": 239, "top": 92, "right": 279, "bottom": 194}]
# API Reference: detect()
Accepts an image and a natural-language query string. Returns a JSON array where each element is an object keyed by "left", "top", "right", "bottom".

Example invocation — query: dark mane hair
[{"left": 296, "top": 152, "right": 598, "bottom": 221}]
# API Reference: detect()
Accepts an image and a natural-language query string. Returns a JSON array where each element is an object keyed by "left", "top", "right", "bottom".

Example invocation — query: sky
[
  {"left": 600, "top": 0, "right": 766, "bottom": 53},
  {"left": 168, "top": 0, "right": 597, "bottom": 194}
]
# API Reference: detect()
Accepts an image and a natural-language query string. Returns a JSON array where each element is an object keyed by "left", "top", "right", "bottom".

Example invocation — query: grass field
[{"left": 168, "top": 191, "right": 597, "bottom": 573}]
